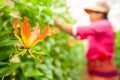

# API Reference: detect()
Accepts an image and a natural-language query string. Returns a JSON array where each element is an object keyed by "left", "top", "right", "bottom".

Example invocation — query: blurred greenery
[
  {"left": 114, "top": 31, "right": 120, "bottom": 74},
  {"left": 0, "top": 0, "right": 85, "bottom": 80}
]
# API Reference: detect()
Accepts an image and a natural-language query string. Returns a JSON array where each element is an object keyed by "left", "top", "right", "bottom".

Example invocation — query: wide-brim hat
[{"left": 84, "top": 1, "right": 109, "bottom": 13}]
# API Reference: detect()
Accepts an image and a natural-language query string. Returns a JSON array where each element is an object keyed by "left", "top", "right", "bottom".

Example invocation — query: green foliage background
[
  {"left": 0, "top": 0, "right": 86, "bottom": 80},
  {"left": 114, "top": 31, "right": 120, "bottom": 74}
]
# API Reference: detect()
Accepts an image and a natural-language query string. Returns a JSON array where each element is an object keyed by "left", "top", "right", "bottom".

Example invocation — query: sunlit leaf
[{"left": 25, "top": 70, "right": 44, "bottom": 77}]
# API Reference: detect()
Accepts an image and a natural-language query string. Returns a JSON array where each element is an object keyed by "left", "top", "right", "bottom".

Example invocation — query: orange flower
[
  {"left": 52, "top": 28, "right": 60, "bottom": 34},
  {"left": 47, "top": 28, "right": 60, "bottom": 36},
  {"left": 13, "top": 17, "right": 51, "bottom": 48},
  {"left": 67, "top": 40, "right": 75, "bottom": 47}
]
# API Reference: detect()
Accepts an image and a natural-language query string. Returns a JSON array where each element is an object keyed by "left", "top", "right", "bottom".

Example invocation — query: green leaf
[
  {"left": 0, "top": 47, "right": 13, "bottom": 61},
  {"left": 25, "top": 70, "right": 44, "bottom": 77},
  {"left": 0, "top": 62, "right": 10, "bottom": 67},
  {"left": 0, "top": 39, "right": 16, "bottom": 47},
  {"left": 42, "top": 8, "right": 53, "bottom": 17},
  {"left": 0, "top": 63, "right": 21, "bottom": 77}
]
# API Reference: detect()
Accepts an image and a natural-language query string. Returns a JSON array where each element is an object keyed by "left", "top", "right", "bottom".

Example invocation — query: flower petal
[
  {"left": 39, "top": 26, "right": 51, "bottom": 40},
  {"left": 31, "top": 26, "right": 51, "bottom": 47},
  {"left": 41, "top": 26, "right": 51, "bottom": 36},
  {"left": 28, "top": 23, "right": 40, "bottom": 48},
  {"left": 21, "top": 17, "right": 31, "bottom": 48},
  {"left": 53, "top": 28, "right": 59, "bottom": 34},
  {"left": 13, "top": 18, "right": 23, "bottom": 45}
]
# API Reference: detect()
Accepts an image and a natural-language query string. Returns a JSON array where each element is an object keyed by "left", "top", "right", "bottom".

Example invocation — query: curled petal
[
  {"left": 41, "top": 26, "right": 51, "bottom": 36},
  {"left": 21, "top": 17, "right": 31, "bottom": 48},
  {"left": 30, "top": 26, "right": 51, "bottom": 47},
  {"left": 28, "top": 24, "right": 40, "bottom": 48},
  {"left": 13, "top": 18, "right": 23, "bottom": 45}
]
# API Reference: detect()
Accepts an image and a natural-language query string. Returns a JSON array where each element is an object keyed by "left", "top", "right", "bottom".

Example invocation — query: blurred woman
[{"left": 54, "top": 1, "right": 118, "bottom": 80}]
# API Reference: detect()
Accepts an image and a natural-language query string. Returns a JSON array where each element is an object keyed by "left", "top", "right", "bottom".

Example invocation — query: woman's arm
[
  {"left": 54, "top": 19, "right": 108, "bottom": 39},
  {"left": 54, "top": 20, "right": 73, "bottom": 35}
]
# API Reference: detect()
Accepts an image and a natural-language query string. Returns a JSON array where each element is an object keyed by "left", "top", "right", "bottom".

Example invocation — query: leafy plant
[{"left": 0, "top": 0, "right": 85, "bottom": 80}]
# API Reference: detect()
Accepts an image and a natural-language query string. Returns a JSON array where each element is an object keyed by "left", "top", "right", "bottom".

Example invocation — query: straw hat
[{"left": 84, "top": 1, "right": 109, "bottom": 13}]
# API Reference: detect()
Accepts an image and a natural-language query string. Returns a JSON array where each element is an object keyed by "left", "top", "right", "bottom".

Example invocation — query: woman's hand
[
  {"left": 54, "top": 20, "right": 63, "bottom": 29},
  {"left": 54, "top": 18, "right": 73, "bottom": 35}
]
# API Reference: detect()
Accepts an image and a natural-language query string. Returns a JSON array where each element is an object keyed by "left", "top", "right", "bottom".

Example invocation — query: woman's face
[{"left": 88, "top": 11, "right": 104, "bottom": 22}]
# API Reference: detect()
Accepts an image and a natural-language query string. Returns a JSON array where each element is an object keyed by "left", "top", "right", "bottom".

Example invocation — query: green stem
[{"left": 2, "top": 76, "right": 4, "bottom": 80}]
